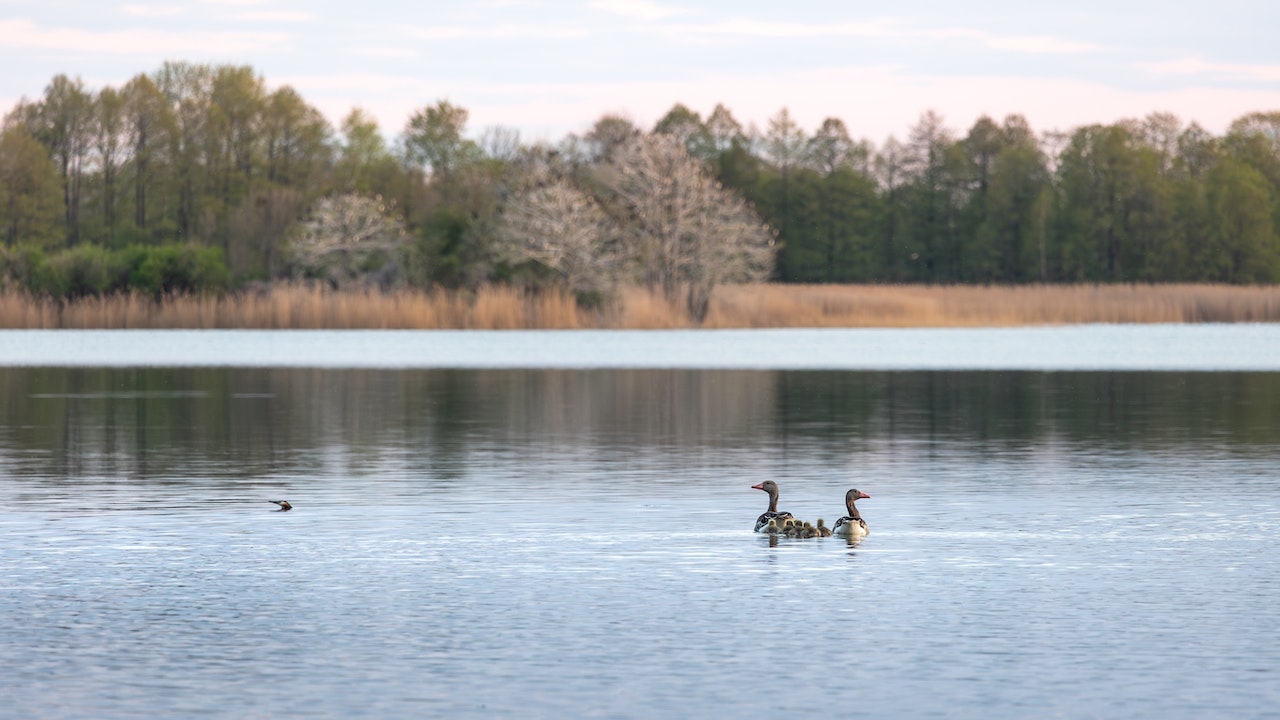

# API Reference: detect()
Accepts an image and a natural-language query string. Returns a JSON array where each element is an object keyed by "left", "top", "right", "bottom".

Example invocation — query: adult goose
[
  {"left": 832, "top": 489, "right": 870, "bottom": 538},
  {"left": 751, "top": 480, "right": 794, "bottom": 532}
]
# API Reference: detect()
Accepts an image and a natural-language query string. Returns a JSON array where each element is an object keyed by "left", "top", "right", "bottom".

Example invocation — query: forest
[{"left": 2, "top": 61, "right": 1280, "bottom": 314}]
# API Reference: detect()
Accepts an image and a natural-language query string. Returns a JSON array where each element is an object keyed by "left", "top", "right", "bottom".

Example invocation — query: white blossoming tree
[
  {"left": 497, "top": 176, "right": 621, "bottom": 303},
  {"left": 598, "top": 133, "right": 776, "bottom": 320},
  {"left": 288, "top": 193, "right": 407, "bottom": 289}
]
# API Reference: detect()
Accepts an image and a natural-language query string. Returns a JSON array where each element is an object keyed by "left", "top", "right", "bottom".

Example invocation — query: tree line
[{"left": 2, "top": 62, "right": 1279, "bottom": 309}]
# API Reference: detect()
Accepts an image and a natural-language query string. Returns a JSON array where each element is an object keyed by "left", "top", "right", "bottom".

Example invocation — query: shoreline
[{"left": 4, "top": 283, "right": 1280, "bottom": 330}]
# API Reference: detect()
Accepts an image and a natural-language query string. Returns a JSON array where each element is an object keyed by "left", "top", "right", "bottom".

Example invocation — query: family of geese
[
  {"left": 270, "top": 481, "right": 871, "bottom": 537},
  {"left": 751, "top": 480, "right": 870, "bottom": 539}
]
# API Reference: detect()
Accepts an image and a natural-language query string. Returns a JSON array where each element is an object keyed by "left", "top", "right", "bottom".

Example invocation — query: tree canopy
[{"left": 3, "top": 62, "right": 1280, "bottom": 314}]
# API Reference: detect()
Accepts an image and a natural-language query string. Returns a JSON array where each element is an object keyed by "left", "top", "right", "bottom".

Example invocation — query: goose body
[
  {"left": 269, "top": 500, "right": 292, "bottom": 512},
  {"left": 832, "top": 489, "right": 870, "bottom": 538},
  {"left": 751, "top": 481, "right": 793, "bottom": 532}
]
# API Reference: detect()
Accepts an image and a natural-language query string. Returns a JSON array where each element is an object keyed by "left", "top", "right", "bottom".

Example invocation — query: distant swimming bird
[
  {"left": 832, "top": 489, "right": 870, "bottom": 538},
  {"left": 269, "top": 500, "right": 292, "bottom": 512},
  {"left": 751, "top": 480, "right": 794, "bottom": 532}
]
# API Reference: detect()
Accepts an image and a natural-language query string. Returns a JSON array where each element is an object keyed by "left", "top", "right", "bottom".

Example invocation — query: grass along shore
[{"left": 4, "top": 283, "right": 1280, "bottom": 330}]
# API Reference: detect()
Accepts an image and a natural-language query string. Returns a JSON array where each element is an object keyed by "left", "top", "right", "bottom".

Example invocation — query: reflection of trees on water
[{"left": 4, "top": 368, "right": 1280, "bottom": 482}]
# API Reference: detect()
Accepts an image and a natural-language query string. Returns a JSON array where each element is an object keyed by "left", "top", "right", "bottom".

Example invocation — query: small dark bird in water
[{"left": 270, "top": 500, "right": 292, "bottom": 512}]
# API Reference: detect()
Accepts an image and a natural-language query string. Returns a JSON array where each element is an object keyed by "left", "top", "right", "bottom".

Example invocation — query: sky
[{"left": 2, "top": 0, "right": 1279, "bottom": 146}]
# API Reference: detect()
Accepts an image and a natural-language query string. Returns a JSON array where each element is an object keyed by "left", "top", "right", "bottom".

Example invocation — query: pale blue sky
[{"left": 3, "top": 0, "right": 1278, "bottom": 144}]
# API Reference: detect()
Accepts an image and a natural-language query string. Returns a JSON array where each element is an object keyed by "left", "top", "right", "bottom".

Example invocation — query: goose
[
  {"left": 751, "top": 481, "right": 794, "bottom": 532},
  {"left": 269, "top": 500, "right": 292, "bottom": 512},
  {"left": 832, "top": 489, "right": 870, "bottom": 538},
  {"left": 815, "top": 518, "right": 833, "bottom": 537}
]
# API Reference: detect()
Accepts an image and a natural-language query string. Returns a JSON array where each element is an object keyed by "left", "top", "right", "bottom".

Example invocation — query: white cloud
[
  {"left": 412, "top": 24, "right": 590, "bottom": 40},
  {"left": 984, "top": 35, "right": 1097, "bottom": 54},
  {"left": 588, "top": 0, "right": 687, "bottom": 21},
  {"left": 661, "top": 18, "right": 893, "bottom": 39},
  {"left": 121, "top": 4, "right": 184, "bottom": 17},
  {"left": 644, "top": 17, "right": 1094, "bottom": 56},
  {"left": 344, "top": 46, "right": 419, "bottom": 59},
  {"left": 1138, "top": 56, "right": 1280, "bottom": 83},
  {"left": 229, "top": 11, "right": 315, "bottom": 22},
  {"left": 0, "top": 19, "right": 288, "bottom": 54},
  {"left": 282, "top": 72, "right": 435, "bottom": 95}
]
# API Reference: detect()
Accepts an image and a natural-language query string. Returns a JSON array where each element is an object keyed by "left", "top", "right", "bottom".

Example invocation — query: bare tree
[
  {"left": 597, "top": 133, "right": 775, "bottom": 320},
  {"left": 288, "top": 193, "right": 406, "bottom": 288},
  {"left": 498, "top": 176, "right": 621, "bottom": 300},
  {"left": 479, "top": 125, "right": 522, "bottom": 163}
]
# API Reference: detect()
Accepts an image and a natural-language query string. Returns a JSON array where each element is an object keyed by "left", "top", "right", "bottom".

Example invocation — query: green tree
[
  {"left": 120, "top": 73, "right": 174, "bottom": 242},
  {"left": 19, "top": 75, "right": 93, "bottom": 245},
  {"left": 90, "top": 86, "right": 127, "bottom": 244},
  {"left": 207, "top": 64, "right": 267, "bottom": 243},
  {"left": 762, "top": 117, "right": 879, "bottom": 282},
  {"left": 336, "top": 108, "right": 396, "bottom": 195},
  {"left": 900, "top": 111, "right": 962, "bottom": 281},
  {"left": 653, "top": 103, "right": 710, "bottom": 159},
  {"left": 1200, "top": 158, "right": 1278, "bottom": 282},
  {"left": 705, "top": 104, "right": 744, "bottom": 155},
  {"left": 580, "top": 114, "right": 639, "bottom": 163},
  {"left": 761, "top": 108, "right": 808, "bottom": 279},
  {"left": 874, "top": 136, "right": 909, "bottom": 279},
  {"left": 262, "top": 86, "right": 330, "bottom": 191},
  {"left": 1054, "top": 124, "right": 1147, "bottom": 281},
  {"left": 154, "top": 61, "right": 214, "bottom": 242},
  {"left": 403, "top": 100, "right": 476, "bottom": 179},
  {"left": 1224, "top": 112, "right": 1280, "bottom": 189},
  {"left": 0, "top": 126, "right": 62, "bottom": 247},
  {"left": 977, "top": 141, "right": 1051, "bottom": 281}
]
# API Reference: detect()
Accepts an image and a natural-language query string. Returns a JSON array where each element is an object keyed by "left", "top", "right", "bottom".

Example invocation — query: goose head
[
  {"left": 751, "top": 480, "right": 781, "bottom": 511},
  {"left": 845, "top": 489, "right": 870, "bottom": 516}
]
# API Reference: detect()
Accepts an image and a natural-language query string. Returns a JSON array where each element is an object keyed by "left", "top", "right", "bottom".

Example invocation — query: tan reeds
[
  {"left": 4, "top": 283, "right": 1280, "bottom": 330},
  {"left": 702, "top": 284, "right": 1280, "bottom": 327}
]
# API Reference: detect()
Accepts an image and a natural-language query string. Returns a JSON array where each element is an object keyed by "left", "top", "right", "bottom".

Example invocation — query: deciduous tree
[
  {"left": 289, "top": 193, "right": 407, "bottom": 288},
  {"left": 498, "top": 177, "right": 620, "bottom": 300},
  {"left": 0, "top": 126, "right": 62, "bottom": 247},
  {"left": 596, "top": 133, "right": 775, "bottom": 320},
  {"left": 403, "top": 100, "right": 476, "bottom": 179}
]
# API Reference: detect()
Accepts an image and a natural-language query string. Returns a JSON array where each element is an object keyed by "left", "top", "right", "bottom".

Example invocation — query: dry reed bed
[
  {"left": 4, "top": 284, "right": 1280, "bottom": 330},
  {"left": 704, "top": 284, "right": 1280, "bottom": 327}
]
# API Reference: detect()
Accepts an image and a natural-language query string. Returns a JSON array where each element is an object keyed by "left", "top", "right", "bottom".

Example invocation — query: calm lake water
[{"left": 2, "top": 328, "right": 1279, "bottom": 718}]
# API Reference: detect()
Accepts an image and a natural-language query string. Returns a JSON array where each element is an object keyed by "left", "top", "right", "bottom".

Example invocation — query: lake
[{"left": 2, "top": 327, "right": 1279, "bottom": 718}]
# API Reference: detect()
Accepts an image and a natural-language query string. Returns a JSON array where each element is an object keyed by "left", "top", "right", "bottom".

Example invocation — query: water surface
[
  {"left": 2, "top": 338, "right": 1279, "bottom": 718},
  {"left": 5, "top": 324, "right": 1280, "bottom": 369}
]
